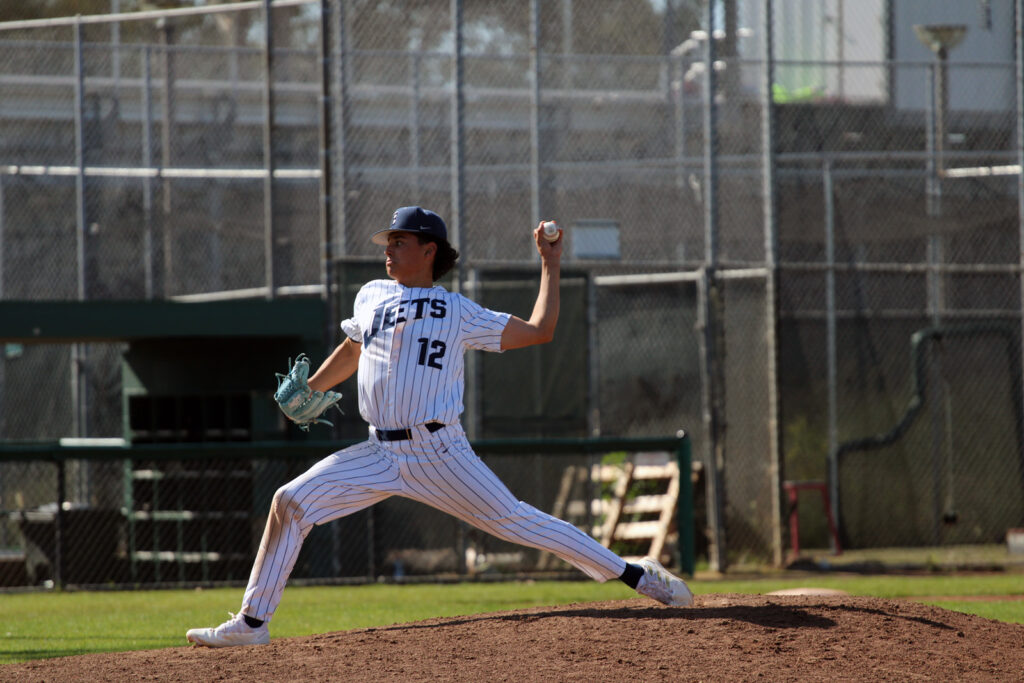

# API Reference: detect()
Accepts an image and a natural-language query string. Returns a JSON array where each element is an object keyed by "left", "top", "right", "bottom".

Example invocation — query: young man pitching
[{"left": 186, "top": 206, "right": 692, "bottom": 647}]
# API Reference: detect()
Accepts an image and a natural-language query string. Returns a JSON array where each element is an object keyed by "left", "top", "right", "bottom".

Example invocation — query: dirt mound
[{"left": 4, "top": 595, "right": 1024, "bottom": 681}]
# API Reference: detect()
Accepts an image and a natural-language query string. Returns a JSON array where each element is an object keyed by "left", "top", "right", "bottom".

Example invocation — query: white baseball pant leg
[
  {"left": 240, "top": 441, "right": 397, "bottom": 621},
  {"left": 392, "top": 423, "right": 626, "bottom": 583},
  {"left": 241, "top": 423, "right": 626, "bottom": 622}
]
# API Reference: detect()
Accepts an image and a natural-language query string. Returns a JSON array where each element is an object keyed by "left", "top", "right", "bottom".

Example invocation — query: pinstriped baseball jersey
[{"left": 340, "top": 279, "right": 510, "bottom": 430}]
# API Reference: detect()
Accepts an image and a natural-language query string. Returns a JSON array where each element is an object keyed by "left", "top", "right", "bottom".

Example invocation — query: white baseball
[{"left": 541, "top": 221, "right": 559, "bottom": 242}]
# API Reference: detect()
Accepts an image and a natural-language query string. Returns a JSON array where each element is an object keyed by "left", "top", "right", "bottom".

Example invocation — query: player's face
[{"left": 384, "top": 232, "right": 434, "bottom": 286}]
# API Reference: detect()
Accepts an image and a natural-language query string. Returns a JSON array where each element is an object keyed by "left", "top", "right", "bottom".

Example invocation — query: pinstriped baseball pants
[{"left": 241, "top": 422, "right": 627, "bottom": 622}]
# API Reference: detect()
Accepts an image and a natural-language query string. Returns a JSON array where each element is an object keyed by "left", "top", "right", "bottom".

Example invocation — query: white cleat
[
  {"left": 635, "top": 558, "right": 694, "bottom": 607},
  {"left": 186, "top": 612, "right": 270, "bottom": 648}
]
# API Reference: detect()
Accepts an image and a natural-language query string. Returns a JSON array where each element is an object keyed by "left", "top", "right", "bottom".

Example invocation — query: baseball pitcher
[{"left": 186, "top": 207, "right": 692, "bottom": 647}]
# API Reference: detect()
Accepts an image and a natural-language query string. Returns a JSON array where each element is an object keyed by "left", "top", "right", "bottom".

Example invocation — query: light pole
[
  {"left": 914, "top": 24, "right": 966, "bottom": 545},
  {"left": 913, "top": 24, "right": 966, "bottom": 218}
]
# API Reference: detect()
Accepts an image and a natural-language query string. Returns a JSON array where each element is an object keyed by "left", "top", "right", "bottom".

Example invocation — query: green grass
[
  {"left": 921, "top": 600, "right": 1024, "bottom": 624},
  {"left": 0, "top": 581, "right": 636, "bottom": 664},
  {"left": 1, "top": 574, "right": 1021, "bottom": 665}
]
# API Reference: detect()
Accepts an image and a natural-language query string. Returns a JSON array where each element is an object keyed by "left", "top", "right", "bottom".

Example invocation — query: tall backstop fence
[{"left": 1, "top": 1, "right": 1023, "bottom": 588}]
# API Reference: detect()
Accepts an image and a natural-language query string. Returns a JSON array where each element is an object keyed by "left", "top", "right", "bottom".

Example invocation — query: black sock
[
  {"left": 618, "top": 562, "right": 644, "bottom": 589},
  {"left": 243, "top": 615, "right": 264, "bottom": 629}
]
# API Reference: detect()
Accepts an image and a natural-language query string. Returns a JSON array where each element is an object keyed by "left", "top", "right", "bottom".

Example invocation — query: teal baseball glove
[{"left": 274, "top": 354, "right": 342, "bottom": 431}]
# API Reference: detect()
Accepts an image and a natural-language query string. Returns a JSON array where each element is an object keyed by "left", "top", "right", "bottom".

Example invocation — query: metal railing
[{"left": 0, "top": 433, "right": 695, "bottom": 590}]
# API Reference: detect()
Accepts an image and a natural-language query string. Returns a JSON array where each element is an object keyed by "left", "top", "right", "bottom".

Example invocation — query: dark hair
[{"left": 416, "top": 234, "right": 460, "bottom": 281}]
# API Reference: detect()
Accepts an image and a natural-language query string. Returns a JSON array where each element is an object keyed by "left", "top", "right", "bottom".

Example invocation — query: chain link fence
[
  {"left": 0, "top": 437, "right": 694, "bottom": 588},
  {"left": 772, "top": 0, "right": 1024, "bottom": 566},
  {"left": 1, "top": 0, "right": 1024, "bottom": 588}
]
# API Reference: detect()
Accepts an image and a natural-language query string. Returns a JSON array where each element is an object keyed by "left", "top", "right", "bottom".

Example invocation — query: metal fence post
[
  {"left": 0, "top": 174, "right": 3, "bottom": 438},
  {"left": 925, "top": 63, "right": 940, "bottom": 217},
  {"left": 142, "top": 46, "right": 155, "bottom": 300},
  {"left": 410, "top": 51, "right": 422, "bottom": 203},
  {"left": 338, "top": 0, "right": 350, "bottom": 260},
  {"left": 450, "top": 0, "right": 465, "bottom": 291},
  {"left": 55, "top": 458, "right": 66, "bottom": 590},
  {"left": 110, "top": 0, "right": 120, "bottom": 86},
  {"left": 699, "top": 270, "right": 726, "bottom": 572},
  {"left": 366, "top": 505, "right": 376, "bottom": 580},
  {"left": 263, "top": 0, "right": 276, "bottom": 299},
  {"left": 586, "top": 274, "right": 601, "bottom": 437},
  {"left": 74, "top": 18, "right": 87, "bottom": 304},
  {"left": 529, "top": 0, "right": 541, "bottom": 230},
  {"left": 1016, "top": 0, "right": 1024, "bottom": 512},
  {"left": 702, "top": 9, "right": 718, "bottom": 269},
  {"left": 158, "top": 18, "right": 175, "bottom": 293},
  {"left": 72, "top": 19, "right": 89, "bottom": 443},
  {"left": 824, "top": 160, "right": 841, "bottom": 549},
  {"left": 327, "top": 0, "right": 350, "bottom": 259},
  {"left": 700, "top": 0, "right": 726, "bottom": 573},
  {"left": 926, "top": 232, "right": 948, "bottom": 545},
  {"left": 675, "top": 431, "right": 695, "bottom": 575},
  {"left": 0, "top": 172, "right": 4, "bottom": 301},
  {"left": 761, "top": 0, "right": 784, "bottom": 567},
  {"left": 318, "top": 0, "right": 334, "bottom": 313},
  {"left": 560, "top": 0, "right": 573, "bottom": 89},
  {"left": 761, "top": 0, "right": 782, "bottom": 565}
]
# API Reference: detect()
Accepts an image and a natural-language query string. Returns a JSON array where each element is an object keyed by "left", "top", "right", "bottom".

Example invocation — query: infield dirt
[{"left": 3, "top": 594, "right": 1024, "bottom": 681}]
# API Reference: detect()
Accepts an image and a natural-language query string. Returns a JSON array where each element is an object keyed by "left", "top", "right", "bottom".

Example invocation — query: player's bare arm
[
  {"left": 308, "top": 337, "right": 361, "bottom": 392},
  {"left": 501, "top": 223, "right": 562, "bottom": 350}
]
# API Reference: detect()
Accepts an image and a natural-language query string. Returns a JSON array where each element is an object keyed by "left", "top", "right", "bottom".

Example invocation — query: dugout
[{"left": 0, "top": 297, "right": 332, "bottom": 585}]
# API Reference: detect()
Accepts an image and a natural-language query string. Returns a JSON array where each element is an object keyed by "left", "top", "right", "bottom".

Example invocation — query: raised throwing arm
[{"left": 500, "top": 222, "right": 563, "bottom": 351}]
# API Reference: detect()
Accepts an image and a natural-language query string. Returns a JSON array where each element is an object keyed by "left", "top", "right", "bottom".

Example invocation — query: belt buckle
[{"left": 376, "top": 426, "right": 411, "bottom": 441}]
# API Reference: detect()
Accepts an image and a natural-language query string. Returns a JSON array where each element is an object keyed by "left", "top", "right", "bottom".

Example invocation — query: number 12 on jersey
[{"left": 417, "top": 337, "right": 446, "bottom": 369}]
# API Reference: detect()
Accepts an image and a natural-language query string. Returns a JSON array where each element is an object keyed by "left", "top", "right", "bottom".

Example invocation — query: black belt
[{"left": 375, "top": 421, "right": 445, "bottom": 442}]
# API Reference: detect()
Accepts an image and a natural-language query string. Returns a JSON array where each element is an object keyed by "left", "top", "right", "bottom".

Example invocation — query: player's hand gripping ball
[
  {"left": 541, "top": 221, "right": 560, "bottom": 243},
  {"left": 274, "top": 354, "right": 342, "bottom": 431}
]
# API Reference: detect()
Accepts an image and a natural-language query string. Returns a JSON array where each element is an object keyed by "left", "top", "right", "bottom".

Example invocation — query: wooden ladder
[{"left": 542, "top": 454, "right": 680, "bottom": 567}]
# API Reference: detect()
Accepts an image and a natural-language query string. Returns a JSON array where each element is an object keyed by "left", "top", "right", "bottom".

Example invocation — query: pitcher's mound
[{"left": 4, "top": 595, "right": 1023, "bottom": 682}]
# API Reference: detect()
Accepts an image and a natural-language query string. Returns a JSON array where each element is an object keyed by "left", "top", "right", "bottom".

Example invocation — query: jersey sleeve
[
  {"left": 340, "top": 285, "right": 366, "bottom": 342},
  {"left": 459, "top": 295, "right": 511, "bottom": 352}
]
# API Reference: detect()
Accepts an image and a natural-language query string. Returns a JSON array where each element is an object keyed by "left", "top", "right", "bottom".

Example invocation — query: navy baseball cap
[{"left": 371, "top": 206, "right": 449, "bottom": 246}]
